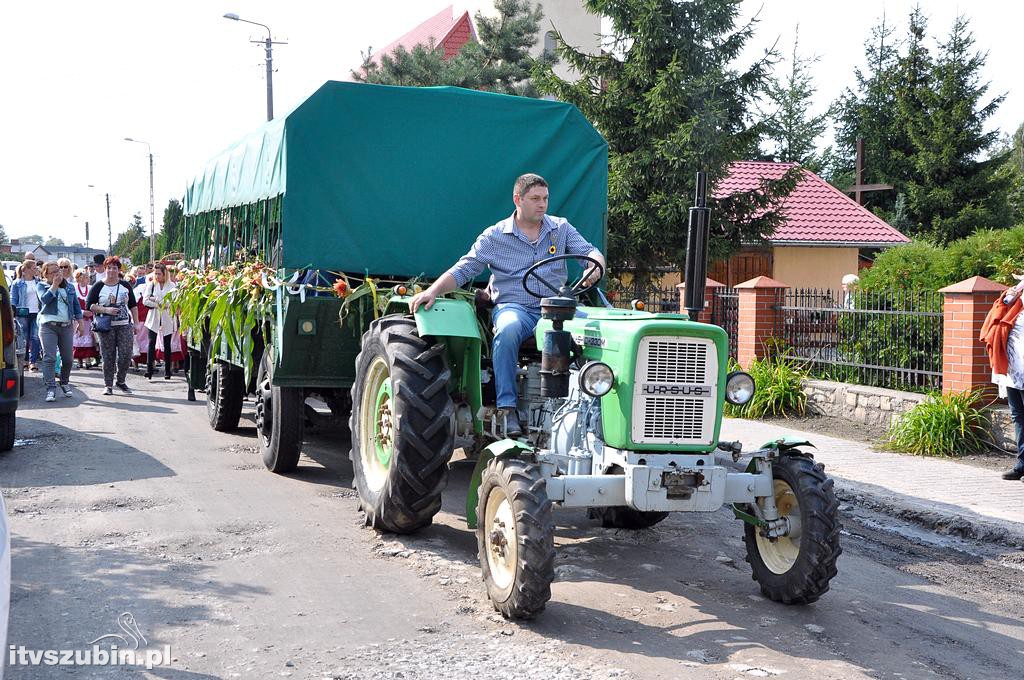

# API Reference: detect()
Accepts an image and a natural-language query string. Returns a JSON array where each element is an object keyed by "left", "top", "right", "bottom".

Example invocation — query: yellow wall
[{"left": 772, "top": 247, "right": 859, "bottom": 294}]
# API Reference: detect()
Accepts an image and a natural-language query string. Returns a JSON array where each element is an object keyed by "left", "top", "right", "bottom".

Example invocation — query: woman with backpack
[{"left": 86, "top": 257, "right": 139, "bottom": 395}]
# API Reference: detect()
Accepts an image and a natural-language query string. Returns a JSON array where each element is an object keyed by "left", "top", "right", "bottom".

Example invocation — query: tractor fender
[
  {"left": 465, "top": 439, "right": 534, "bottom": 529},
  {"left": 388, "top": 296, "right": 481, "bottom": 340}
]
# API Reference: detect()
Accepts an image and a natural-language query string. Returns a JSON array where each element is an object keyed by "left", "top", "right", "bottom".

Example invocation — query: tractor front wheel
[
  {"left": 743, "top": 454, "right": 841, "bottom": 604},
  {"left": 256, "top": 350, "right": 305, "bottom": 473},
  {"left": 349, "top": 316, "right": 455, "bottom": 534},
  {"left": 477, "top": 457, "right": 555, "bottom": 619},
  {"left": 206, "top": 360, "right": 243, "bottom": 431}
]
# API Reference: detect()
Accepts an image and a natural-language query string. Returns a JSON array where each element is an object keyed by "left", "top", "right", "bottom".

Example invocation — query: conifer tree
[{"left": 532, "top": 0, "right": 798, "bottom": 279}]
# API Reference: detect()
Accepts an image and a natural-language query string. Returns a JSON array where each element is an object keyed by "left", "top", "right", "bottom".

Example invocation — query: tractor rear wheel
[
  {"left": 256, "top": 350, "right": 305, "bottom": 473},
  {"left": 206, "top": 359, "right": 244, "bottom": 431},
  {"left": 477, "top": 456, "right": 555, "bottom": 620},
  {"left": 349, "top": 316, "right": 454, "bottom": 534},
  {"left": 743, "top": 454, "right": 841, "bottom": 604}
]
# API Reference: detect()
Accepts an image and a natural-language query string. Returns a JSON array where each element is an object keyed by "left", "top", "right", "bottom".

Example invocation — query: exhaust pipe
[{"left": 682, "top": 171, "right": 712, "bottom": 322}]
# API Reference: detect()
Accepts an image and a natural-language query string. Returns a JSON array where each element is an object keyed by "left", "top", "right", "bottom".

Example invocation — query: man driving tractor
[{"left": 409, "top": 173, "right": 605, "bottom": 436}]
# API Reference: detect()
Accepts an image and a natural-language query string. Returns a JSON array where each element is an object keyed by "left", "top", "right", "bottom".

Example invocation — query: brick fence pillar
[
  {"left": 676, "top": 277, "right": 725, "bottom": 322},
  {"left": 938, "top": 276, "right": 1006, "bottom": 398},
  {"left": 736, "top": 276, "right": 788, "bottom": 369}
]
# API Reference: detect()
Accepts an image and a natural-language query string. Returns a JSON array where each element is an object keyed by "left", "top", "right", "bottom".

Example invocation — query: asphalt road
[{"left": 2, "top": 367, "right": 1024, "bottom": 679}]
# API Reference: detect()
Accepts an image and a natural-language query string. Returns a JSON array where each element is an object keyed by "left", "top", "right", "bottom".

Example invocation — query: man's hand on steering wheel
[{"left": 521, "top": 253, "right": 605, "bottom": 300}]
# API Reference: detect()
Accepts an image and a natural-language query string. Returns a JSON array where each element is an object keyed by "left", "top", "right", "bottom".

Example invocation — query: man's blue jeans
[
  {"left": 491, "top": 303, "right": 541, "bottom": 409},
  {"left": 1005, "top": 387, "right": 1024, "bottom": 472}
]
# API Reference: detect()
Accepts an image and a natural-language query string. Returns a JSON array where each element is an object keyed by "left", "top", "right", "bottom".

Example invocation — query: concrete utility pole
[
  {"left": 124, "top": 138, "right": 156, "bottom": 263},
  {"left": 106, "top": 193, "right": 113, "bottom": 253},
  {"left": 223, "top": 13, "right": 287, "bottom": 121}
]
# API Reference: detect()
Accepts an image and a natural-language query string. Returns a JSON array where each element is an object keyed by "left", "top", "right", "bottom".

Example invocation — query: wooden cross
[{"left": 845, "top": 137, "right": 893, "bottom": 205}]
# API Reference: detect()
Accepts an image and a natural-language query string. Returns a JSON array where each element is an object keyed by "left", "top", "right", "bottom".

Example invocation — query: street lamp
[
  {"left": 123, "top": 138, "right": 155, "bottom": 264},
  {"left": 223, "top": 12, "right": 286, "bottom": 121}
]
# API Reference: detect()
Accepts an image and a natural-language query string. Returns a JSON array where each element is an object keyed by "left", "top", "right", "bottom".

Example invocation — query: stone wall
[
  {"left": 802, "top": 379, "right": 928, "bottom": 435},
  {"left": 802, "top": 379, "right": 1018, "bottom": 454}
]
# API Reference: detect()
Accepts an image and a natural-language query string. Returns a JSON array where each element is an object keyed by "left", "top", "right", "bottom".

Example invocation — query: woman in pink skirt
[
  {"left": 132, "top": 273, "right": 151, "bottom": 369},
  {"left": 72, "top": 269, "right": 99, "bottom": 368}
]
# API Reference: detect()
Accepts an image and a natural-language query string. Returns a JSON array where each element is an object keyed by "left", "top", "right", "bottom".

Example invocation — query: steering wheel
[{"left": 522, "top": 254, "right": 605, "bottom": 300}]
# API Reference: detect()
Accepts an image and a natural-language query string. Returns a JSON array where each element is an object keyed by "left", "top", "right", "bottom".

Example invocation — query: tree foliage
[
  {"left": 834, "top": 10, "right": 1014, "bottom": 242},
  {"left": 532, "top": 0, "right": 798, "bottom": 280},
  {"left": 353, "top": 0, "right": 551, "bottom": 97},
  {"left": 759, "top": 28, "right": 834, "bottom": 173},
  {"left": 113, "top": 213, "right": 147, "bottom": 264},
  {"left": 159, "top": 198, "right": 184, "bottom": 257}
]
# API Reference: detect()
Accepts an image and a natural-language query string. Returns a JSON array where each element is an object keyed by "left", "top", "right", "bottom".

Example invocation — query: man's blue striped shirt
[{"left": 446, "top": 213, "right": 598, "bottom": 309}]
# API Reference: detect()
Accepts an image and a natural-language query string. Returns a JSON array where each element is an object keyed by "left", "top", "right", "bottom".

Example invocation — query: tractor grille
[
  {"left": 631, "top": 337, "right": 717, "bottom": 445},
  {"left": 644, "top": 340, "right": 708, "bottom": 383}
]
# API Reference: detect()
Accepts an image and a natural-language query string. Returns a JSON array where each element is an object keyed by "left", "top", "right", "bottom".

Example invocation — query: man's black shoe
[
  {"left": 501, "top": 409, "right": 523, "bottom": 438},
  {"left": 1001, "top": 468, "right": 1024, "bottom": 480}
]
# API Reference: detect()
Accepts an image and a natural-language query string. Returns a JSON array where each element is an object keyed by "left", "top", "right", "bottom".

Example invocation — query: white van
[{"left": 0, "top": 262, "right": 17, "bottom": 281}]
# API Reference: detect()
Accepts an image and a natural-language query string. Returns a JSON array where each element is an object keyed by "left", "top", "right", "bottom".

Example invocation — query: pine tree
[
  {"left": 905, "top": 16, "right": 1013, "bottom": 242},
  {"left": 159, "top": 199, "right": 184, "bottom": 256},
  {"left": 113, "top": 213, "right": 145, "bottom": 262},
  {"left": 532, "top": 0, "right": 798, "bottom": 279},
  {"left": 760, "top": 28, "right": 833, "bottom": 172},
  {"left": 833, "top": 14, "right": 908, "bottom": 212},
  {"left": 353, "top": 0, "right": 549, "bottom": 96}
]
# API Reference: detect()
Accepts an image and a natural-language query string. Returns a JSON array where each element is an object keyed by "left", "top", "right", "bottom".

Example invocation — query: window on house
[{"left": 543, "top": 31, "right": 556, "bottom": 58}]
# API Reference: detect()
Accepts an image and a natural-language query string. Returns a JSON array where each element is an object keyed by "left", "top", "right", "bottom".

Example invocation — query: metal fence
[
  {"left": 776, "top": 288, "right": 943, "bottom": 392},
  {"left": 605, "top": 283, "right": 680, "bottom": 314},
  {"left": 711, "top": 286, "right": 739, "bottom": 360}
]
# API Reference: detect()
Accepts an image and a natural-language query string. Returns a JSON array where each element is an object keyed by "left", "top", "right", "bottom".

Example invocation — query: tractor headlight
[
  {"left": 579, "top": 361, "right": 614, "bottom": 398},
  {"left": 725, "top": 371, "right": 755, "bottom": 405}
]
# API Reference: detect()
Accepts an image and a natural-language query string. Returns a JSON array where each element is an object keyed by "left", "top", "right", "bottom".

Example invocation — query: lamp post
[
  {"left": 223, "top": 12, "right": 286, "bottom": 121},
  {"left": 123, "top": 138, "right": 155, "bottom": 264}
]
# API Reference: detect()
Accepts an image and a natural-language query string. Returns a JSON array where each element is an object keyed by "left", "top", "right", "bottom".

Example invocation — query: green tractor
[
  {"left": 181, "top": 81, "right": 840, "bottom": 620},
  {"left": 349, "top": 178, "right": 841, "bottom": 619}
]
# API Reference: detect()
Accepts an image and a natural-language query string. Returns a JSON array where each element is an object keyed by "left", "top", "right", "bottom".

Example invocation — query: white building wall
[{"left": 462, "top": 0, "right": 601, "bottom": 81}]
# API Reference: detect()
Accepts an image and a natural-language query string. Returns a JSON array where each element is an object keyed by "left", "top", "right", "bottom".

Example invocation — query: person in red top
[{"left": 981, "top": 275, "right": 1024, "bottom": 480}]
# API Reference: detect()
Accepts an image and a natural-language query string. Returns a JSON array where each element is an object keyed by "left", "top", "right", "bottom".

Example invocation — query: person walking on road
[
  {"left": 37, "top": 259, "right": 83, "bottom": 402},
  {"left": 142, "top": 263, "right": 177, "bottom": 380},
  {"left": 11, "top": 258, "right": 42, "bottom": 372},
  {"left": 86, "top": 257, "right": 139, "bottom": 395},
  {"left": 72, "top": 269, "right": 99, "bottom": 369}
]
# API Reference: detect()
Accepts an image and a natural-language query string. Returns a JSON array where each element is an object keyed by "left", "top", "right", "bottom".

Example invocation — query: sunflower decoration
[{"left": 333, "top": 279, "right": 349, "bottom": 298}]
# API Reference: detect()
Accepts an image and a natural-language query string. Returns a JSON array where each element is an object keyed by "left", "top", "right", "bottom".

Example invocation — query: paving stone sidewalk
[{"left": 720, "top": 417, "right": 1024, "bottom": 547}]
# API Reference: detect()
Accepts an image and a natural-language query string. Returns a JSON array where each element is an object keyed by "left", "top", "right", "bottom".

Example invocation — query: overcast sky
[{"left": 1, "top": 1, "right": 1020, "bottom": 250}]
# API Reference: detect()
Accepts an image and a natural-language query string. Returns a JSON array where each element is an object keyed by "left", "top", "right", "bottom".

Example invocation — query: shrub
[
  {"left": 885, "top": 390, "right": 992, "bottom": 457},
  {"left": 725, "top": 355, "right": 807, "bottom": 419}
]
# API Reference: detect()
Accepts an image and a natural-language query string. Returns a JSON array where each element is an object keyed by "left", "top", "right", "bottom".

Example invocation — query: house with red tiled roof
[
  {"left": 368, "top": 6, "right": 477, "bottom": 67},
  {"left": 707, "top": 161, "right": 910, "bottom": 293}
]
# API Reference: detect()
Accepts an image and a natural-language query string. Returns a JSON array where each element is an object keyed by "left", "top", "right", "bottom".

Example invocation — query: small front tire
[
  {"left": 477, "top": 457, "right": 555, "bottom": 620},
  {"left": 743, "top": 454, "right": 841, "bottom": 604}
]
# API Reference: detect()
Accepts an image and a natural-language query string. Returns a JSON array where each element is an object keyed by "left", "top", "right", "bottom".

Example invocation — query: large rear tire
[
  {"left": 349, "top": 316, "right": 454, "bottom": 534},
  {"left": 256, "top": 350, "right": 304, "bottom": 473},
  {"left": 743, "top": 454, "right": 841, "bottom": 604},
  {"left": 206, "top": 359, "right": 244, "bottom": 432},
  {"left": 477, "top": 457, "right": 555, "bottom": 619}
]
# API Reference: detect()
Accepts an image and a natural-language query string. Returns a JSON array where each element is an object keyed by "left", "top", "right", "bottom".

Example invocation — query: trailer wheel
[
  {"left": 350, "top": 316, "right": 454, "bottom": 534},
  {"left": 743, "top": 454, "right": 841, "bottom": 604},
  {"left": 0, "top": 413, "right": 14, "bottom": 452},
  {"left": 206, "top": 360, "right": 244, "bottom": 432},
  {"left": 256, "top": 350, "right": 304, "bottom": 473},
  {"left": 477, "top": 456, "right": 555, "bottom": 619}
]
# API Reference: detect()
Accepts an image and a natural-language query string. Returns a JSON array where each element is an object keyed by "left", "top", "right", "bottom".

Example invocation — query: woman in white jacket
[{"left": 142, "top": 263, "right": 177, "bottom": 380}]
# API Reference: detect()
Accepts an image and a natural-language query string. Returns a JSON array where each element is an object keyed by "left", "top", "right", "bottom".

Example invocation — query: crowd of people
[{"left": 9, "top": 251, "right": 184, "bottom": 402}]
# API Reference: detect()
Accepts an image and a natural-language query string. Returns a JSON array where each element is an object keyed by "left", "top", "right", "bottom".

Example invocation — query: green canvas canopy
[{"left": 184, "top": 81, "right": 608, "bottom": 276}]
